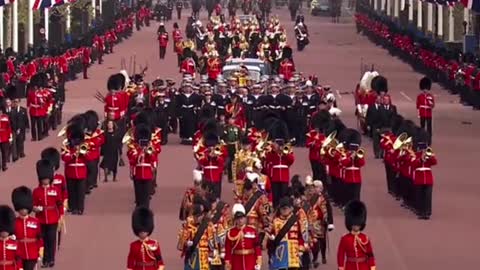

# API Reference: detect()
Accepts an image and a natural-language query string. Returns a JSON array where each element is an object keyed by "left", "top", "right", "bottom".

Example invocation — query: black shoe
[
  {"left": 41, "top": 262, "right": 49, "bottom": 268},
  {"left": 48, "top": 262, "right": 55, "bottom": 267},
  {"left": 78, "top": 210, "right": 84, "bottom": 215},
  {"left": 313, "top": 261, "right": 320, "bottom": 268},
  {"left": 322, "top": 258, "right": 327, "bottom": 264},
  {"left": 119, "top": 159, "right": 125, "bottom": 167},
  {"left": 85, "top": 189, "right": 91, "bottom": 195},
  {"left": 2, "top": 167, "right": 7, "bottom": 171},
  {"left": 93, "top": 184, "right": 98, "bottom": 188},
  {"left": 19, "top": 154, "right": 25, "bottom": 158}
]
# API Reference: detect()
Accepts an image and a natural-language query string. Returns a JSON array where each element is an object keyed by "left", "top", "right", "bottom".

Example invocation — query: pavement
[{"left": 0, "top": 6, "right": 478, "bottom": 270}]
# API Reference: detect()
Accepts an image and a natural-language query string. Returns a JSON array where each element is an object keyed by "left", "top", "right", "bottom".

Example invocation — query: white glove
[
  {"left": 34, "top": 206, "right": 43, "bottom": 212},
  {"left": 220, "top": 252, "right": 225, "bottom": 259},
  {"left": 186, "top": 241, "right": 193, "bottom": 247},
  {"left": 213, "top": 250, "right": 219, "bottom": 258},
  {"left": 208, "top": 257, "right": 213, "bottom": 262},
  {"left": 328, "top": 224, "right": 335, "bottom": 231},
  {"left": 9, "top": 235, "right": 16, "bottom": 240},
  {"left": 267, "top": 233, "right": 275, "bottom": 240},
  {"left": 254, "top": 265, "right": 261, "bottom": 270}
]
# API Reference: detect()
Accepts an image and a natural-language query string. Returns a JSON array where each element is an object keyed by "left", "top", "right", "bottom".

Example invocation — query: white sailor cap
[
  {"left": 304, "top": 80, "right": 313, "bottom": 87},
  {"left": 313, "top": 180, "right": 323, "bottom": 188},
  {"left": 305, "top": 175, "right": 313, "bottom": 186},
  {"left": 232, "top": 203, "right": 246, "bottom": 216}
]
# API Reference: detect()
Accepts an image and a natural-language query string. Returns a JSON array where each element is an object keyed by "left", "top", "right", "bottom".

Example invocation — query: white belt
[
  {"left": 68, "top": 163, "right": 84, "bottom": 167},
  {"left": 107, "top": 107, "right": 119, "bottom": 111},
  {"left": 182, "top": 105, "right": 194, "bottom": 108},
  {"left": 217, "top": 106, "right": 225, "bottom": 109},
  {"left": 269, "top": 105, "right": 281, "bottom": 109},
  {"left": 345, "top": 167, "right": 359, "bottom": 170},
  {"left": 309, "top": 106, "right": 316, "bottom": 109},
  {"left": 419, "top": 105, "right": 431, "bottom": 109},
  {"left": 415, "top": 167, "right": 431, "bottom": 171},
  {"left": 272, "top": 165, "right": 288, "bottom": 169},
  {"left": 137, "top": 163, "right": 152, "bottom": 167},
  {"left": 204, "top": 166, "right": 219, "bottom": 169}
]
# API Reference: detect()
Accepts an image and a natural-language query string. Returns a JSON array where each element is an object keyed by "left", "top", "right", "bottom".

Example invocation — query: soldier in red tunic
[
  {"left": 33, "top": 159, "right": 62, "bottom": 268},
  {"left": 337, "top": 200, "right": 375, "bottom": 270},
  {"left": 41, "top": 147, "right": 68, "bottom": 221},
  {"left": 340, "top": 129, "right": 366, "bottom": 203},
  {"left": 0, "top": 105, "right": 12, "bottom": 171},
  {"left": 411, "top": 128, "right": 437, "bottom": 220},
  {"left": 0, "top": 205, "right": 22, "bottom": 270},
  {"left": 12, "top": 186, "right": 43, "bottom": 270},
  {"left": 180, "top": 48, "right": 196, "bottom": 77},
  {"left": 26, "top": 75, "right": 45, "bottom": 141},
  {"left": 197, "top": 132, "right": 226, "bottom": 199},
  {"left": 279, "top": 47, "right": 295, "bottom": 82},
  {"left": 157, "top": 23, "right": 169, "bottom": 59},
  {"left": 127, "top": 207, "right": 165, "bottom": 270},
  {"left": 82, "top": 46, "right": 91, "bottom": 79},
  {"left": 224, "top": 204, "right": 262, "bottom": 270},
  {"left": 416, "top": 77, "right": 434, "bottom": 145},
  {"left": 127, "top": 124, "right": 159, "bottom": 208},
  {"left": 84, "top": 111, "right": 105, "bottom": 193},
  {"left": 306, "top": 111, "right": 330, "bottom": 181}
]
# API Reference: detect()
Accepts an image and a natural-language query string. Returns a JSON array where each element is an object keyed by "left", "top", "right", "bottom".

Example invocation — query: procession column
[{"left": 13, "top": 0, "right": 18, "bottom": 51}]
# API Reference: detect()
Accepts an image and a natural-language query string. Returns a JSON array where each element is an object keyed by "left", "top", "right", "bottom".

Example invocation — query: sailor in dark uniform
[
  {"left": 245, "top": 84, "right": 264, "bottom": 128},
  {"left": 264, "top": 82, "right": 288, "bottom": 117},
  {"left": 177, "top": 82, "right": 202, "bottom": 144},
  {"left": 212, "top": 80, "right": 230, "bottom": 119},
  {"left": 153, "top": 91, "right": 171, "bottom": 145}
]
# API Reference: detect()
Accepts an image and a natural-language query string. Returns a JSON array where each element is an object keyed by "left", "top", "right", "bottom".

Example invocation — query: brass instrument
[
  {"left": 146, "top": 145, "right": 154, "bottom": 155},
  {"left": 320, "top": 131, "right": 337, "bottom": 156},
  {"left": 423, "top": 147, "right": 434, "bottom": 160},
  {"left": 78, "top": 143, "right": 89, "bottom": 155},
  {"left": 356, "top": 148, "right": 366, "bottom": 159},
  {"left": 282, "top": 143, "right": 293, "bottom": 155},
  {"left": 57, "top": 125, "right": 68, "bottom": 137},
  {"left": 327, "top": 142, "right": 345, "bottom": 157},
  {"left": 122, "top": 128, "right": 134, "bottom": 144},
  {"left": 392, "top": 132, "right": 411, "bottom": 151}
]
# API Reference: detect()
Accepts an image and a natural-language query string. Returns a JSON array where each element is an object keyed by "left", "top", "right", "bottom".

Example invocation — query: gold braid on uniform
[
  {"left": 141, "top": 239, "right": 157, "bottom": 261},
  {"left": 227, "top": 228, "right": 244, "bottom": 250}
]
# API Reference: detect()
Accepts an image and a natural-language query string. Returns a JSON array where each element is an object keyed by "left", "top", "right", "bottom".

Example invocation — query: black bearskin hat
[
  {"left": 266, "top": 119, "right": 289, "bottom": 142},
  {"left": 132, "top": 207, "right": 154, "bottom": 236},
  {"left": 278, "top": 197, "right": 293, "bottom": 209},
  {"left": 414, "top": 127, "right": 429, "bottom": 150},
  {"left": 84, "top": 110, "right": 99, "bottom": 132},
  {"left": 200, "top": 118, "right": 218, "bottom": 133},
  {"left": 311, "top": 111, "right": 331, "bottom": 131},
  {"left": 261, "top": 112, "right": 281, "bottom": 131},
  {"left": 37, "top": 159, "right": 54, "bottom": 182},
  {"left": 344, "top": 129, "right": 362, "bottom": 150},
  {"left": 173, "top": 22, "right": 179, "bottom": 29},
  {"left": 117, "top": 73, "right": 127, "bottom": 90},
  {"left": 199, "top": 109, "right": 216, "bottom": 126},
  {"left": 0, "top": 206, "right": 15, "bottom": 234},
  {"left": 391, "top": 114, "right": 404, "bottom": 135},
  {"left": 134, "top": 110, "right": 153, "bottom": 129},
  {"left": 135, "top": 124, "right": 152, "bottom": 142},
  {"left": 282, "top": 47, "right": 293, "bottom": 60},
  {"left": 398, "top": 120, "right": 416, "bottom": 138},
  {"left": 41, "top": 147, "right": 61, "bottom": 170},
  {"left": 192, "top": 204, "right": 204, "bottom": 217},
  {"left": 67, "top": 123, "right": 85, "bottom": 145},
  {"left": 345, "top": 200, "right": 367, "bottom": 231},
  {"left": 183, "top": 48, "right": 193, "bottom": 58},
  {"left": 419, "top": 76, "right": 432, "bottom": 91},
  {"left": 12, "top": 186, "right": 33, "bottom": 213},
  {"left": 371, "top": 75, "right": 388, "bottom": 94},
  {"left": 203, "top": 131, "right": 219, "bottom": 147},
  {"left": 68, "top": 114, "right": 86, "bottom": 129}
]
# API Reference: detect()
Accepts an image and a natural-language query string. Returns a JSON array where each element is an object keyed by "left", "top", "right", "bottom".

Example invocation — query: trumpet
[
  {"left": 145, "top": 145, "right": 155, "bottom": 155},
  {"left": 423, "top": 147, "right": 434, "bottom": 160},
  {"left": 282, "top": 144, "right": 293, "bottom": 155},
  {"left": 356, "top": 148, "right": 366, "bottom": 159},
  {"left": 78, "top": 143, "right": 89, "bottom": 155}
]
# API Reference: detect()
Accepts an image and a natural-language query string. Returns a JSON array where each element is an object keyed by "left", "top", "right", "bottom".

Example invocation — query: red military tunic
[
  {"left": 224, "top": 225, "right": 261, "bottom": 270},
  {"left": 86, "top": 129, "right": 106, "bottom": 161},
  {"left": 416, "top": 92, "right": 434, "bottom": 118},
  {"left": 82, "top": 47, "right": 91, "bottom": 65},
  {"left": 337, "top": 232, "right": 375, "bottom": 270},
  {"left": 207, "top": 57, "right": 221, "bottom": 80},
  {"left": 104, "top": 91, "right": 127, "bottom": 120},
  {"left": 0, "top": 114, "right": 12, "bottom": 143},
  {"left": 340, "top": 154, "right": 366, "bottom": 184},
  {"left": 265, "top": 151, "right": 295, "bottom": 183},
  {"left": 33, "top": 185, "right": 61, "bottom": 225},
  {"left": 198, "top": 154, "right": 225, "bottom": 183},
  {"left": 172, "top": 29, "right": 182, "bottom": 43},
  {"left": 411, "top": 153, "right": 437, "bottom": 186},
  {"left": 127, "top": 239, "right": 164, "bottom": 270},
  {"left": 225, "top": 103, "right": 246, "bottom": 130},
  {"left": 52, "top": 173, "right": 68, "bottom": 216},
  {"left": 61, "top": 146, "right": 95, "bottom": 179},
  {"left": 0, "top": 238, "right": 23, "bottom": 270},
  {"left": 279, "top": 59, "right": 295, "bottom": 81},
  {"left": 306, "top": 130, "right": 325, "bottom": 163},
  {"left": 380, "top": 132, "right": 396, "bottom": 166},
  {"left": 158, "top": 32, "right": 168, "bottom": 48},
  {"left": 26, "top": 90, "right": 45, "bottom": 117},
  {"left": 180, "top": 58, "right": 196, "bottom": 76},
  {"left": 127, "top": 144, "right": 158, "bottom": 180},
  {"left": 14, "top": 216, "right": 43, "bottom": 260}
]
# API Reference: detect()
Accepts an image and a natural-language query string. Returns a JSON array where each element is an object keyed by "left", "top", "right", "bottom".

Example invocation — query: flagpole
[
  {"left": 66, "top": 4, "right": 71, "bottom": 33},
  {"left": 13, "top": 0, "right": 18, "bottom": 52},
  {"left": 92, "top": 0, "right": 96, "bottom": 20},
  {"left": 45, "top": 8, "right": 49, "bottom": 41},
  {"left": 28, "top": 0, "right": 34, "bottom": 46},
  {"left": 448, "top": 6, "right": 454, "bottom": 41},
  {"left": 417, "top": 0, "right": 422, "bottom": 29},
  {"left": 438, "top": 4, "right": 443, "bottom": 37}
]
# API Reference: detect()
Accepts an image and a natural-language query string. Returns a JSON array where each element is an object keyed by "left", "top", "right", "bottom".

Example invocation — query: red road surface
[{"left": 0, "top": 7, "right": 478, "bottom": 270}]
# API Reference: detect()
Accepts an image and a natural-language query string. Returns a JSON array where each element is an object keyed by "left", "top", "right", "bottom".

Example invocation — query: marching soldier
[
  {"left": 337, "top": 200, "right": 376, "bottom": 270},
  {"left": 224, "top": 204, "right": 262, "bottom": 270},
  {"left": 127, "top": 207, "right": 165, "bottom": 270},
  {"left": 27, "top": 75, "right": 45, "bottom": 141},
  {"left": 177, "top": 204, "right": 214, "bottom": 270},
  {"left": 245, "top": 84, "right": 264, "bottom": 128},
  {"left": 33, "top": 159, "right": 62, "bottom": 268},
  {"left": 0, "top": 105, "right": 12, "bottom": 171},
  {"left": 157, "top": 23, "right": 169, "bottom": 60},
  {"left": 225, "top": 94, "right": 247, "bottom": 131},
  {"left": 61, "top": 122, "right": 95, "bottom": 215},
  {"left": 416, "top": 77, "right": 434, "bottom": 145},
  {"left": 0, "top": 205, "right": 22, "bottom": 270},
  {"left": 380, "top": 115, "right": 402, "bottom": 197},
  {"left": 153, "top": 90, "right": 172, "bottom": 145},
  {"left": 177, "top": 83, "right": 202, "bottom": 144},
  {"left": 181, "top": 48, "right": 197, "bottom": 77},
  {"left": 267, "top": 197, "right": 306, "bottom": 270},
  {"left": 306, "top": 111, "right": 329, "bottom": 181},
  {"left": 207, "top": 51, "right": 222, "bottom": 85},
  {"left": 264, "top": 119, "right": 295, "bottom": 208},
  {"left": 279, "top": 47, "right": 295, "bottom": 82},
  {"left": 340, "top": 129, "right": 366, "bottom": 203},
  {"left": 84, "top": 111, "right": 105, "bottom": 193},
  {"left": 12, "top": 186, "right": 43, "bottom": 270},
  {"left": 176, "top": 0, "right": 183, "bottom": 19},
  {"left": 206, "top": 195, "right": 232, "bottom": 270},
  {"left": 41, "top": 147, "right": 68, "bottom": 215},
  {"left": 197, "top": 132, "right": 226, "bottom": 199},
  {"left": 247, "top": 159, "right": 272, "bottom": 201},
  {"left": 222, "top": 117, "right": 242, "bottom": 183},
  {"left": 127, "top": 124, "right": 160, "bottom": 208},
  {"left": 241, "top": 180, "right": 271, "bottom": 242},
  {"left": 412, "top": 128, "right": 437, "bottom": 220}
]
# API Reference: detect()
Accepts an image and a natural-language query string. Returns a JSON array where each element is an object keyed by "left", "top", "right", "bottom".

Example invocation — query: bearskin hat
[
  {"left": 68, "top": 114, "right": 87, "bottom": 129},
  {"left": 398, "top": 120, "right": 416, "bottom": 138},
  {"left": 134, "top": 124, "right": 152, "bottom": 142},
  {"left": 173, "top": 22, "right": 179, "bottom": 29},
  {"left": 37, "top": 159, "right": 54, "bottom": 182},
  {"left": 266, "top": 119, "right": 289, "bottom": 142},
  {"left": 118, "top": 72, "right": 129, "bottom": 90},
  {"left": 327, "top": 118, "right": 346, "bottom": 138},
  {"left": 203, "top": 131, "right": 219, "bottom": 147},
  {"left": 84, "top": 110, "right": 99, "bottom": 132},
  {"left": 419, "top": 77, "right": 432, "bottom": 91},
  {"left": 0, "top": 206, "right": 15, "bottom": 234},
  {"left": 371, "top": 75, "right": 388, "bottom": 94},
  {"left": 261, "top": 111, "right": 281, "bottom": 131},
  {"left": 41, "top": 147, "right": 60, "bottom": 170},
  {"left": 200, "top": 118, "right": 218, "bottom": 133},
  {"left": 132, "top": 207, "right": 154, "bottom": 236},
  {"left": 67, "top": 123, "right": 85, "bottom": 145},
  {"left": 133, "top": 110, "right": 153, "bottom": 129},
  {"left": 0, "top": 60, "right": 7, "bottom": 73},
  {"left": 345, "top": 200, "right": 367, "bottom": 231},
  {"left": 278, "top": 196, "right": 293, "bottom": 209},
  {"left": 282, "top": 46, "right": 293, "bottom": 60},
  {"left": 132, "top": 74, "right": 144, "bottom": 84},
  {"left": 183, "top": 48, "right": 193, "bottom": 58},
  {"left": 37, "top": 72, "right": 49, "bottom": 88},
  {"left": 311, "top": 111, "right": 331, "bottom": 131},
  {"left": 390, "top": 114, "right": 404, "bottom": 135},
  {"left": 12, "top": 186, "right": 33, "bottom": 213},
  {"left": 107, "top": 74, "right": 122, "bottom": 91},
  {"left": 414, "top": 127, "right": 429, "bottom": 150}
]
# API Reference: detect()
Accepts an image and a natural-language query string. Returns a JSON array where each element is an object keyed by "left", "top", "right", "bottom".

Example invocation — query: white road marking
[
  {"left": 400, "top": 91, "right": 413, "bottom": 102},
  {"left": 336, "top": 89, "right": 342, "bottom": 99}
]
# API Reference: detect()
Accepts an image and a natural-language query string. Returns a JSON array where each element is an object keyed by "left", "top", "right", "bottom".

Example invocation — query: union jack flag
[
  {"left": 0, "top": 0, "right": 14, "bottom": 7},
  {"left": 32, "top": 0, "right": 75, "bottom": 10}
]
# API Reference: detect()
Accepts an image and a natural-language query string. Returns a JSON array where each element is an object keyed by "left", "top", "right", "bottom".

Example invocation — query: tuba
[
  {"left": 392, "top": 132, "right": 411, "bottom": 150},
  {"left": 320, "top": 131, "right": 337, "bottom": 156}
]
